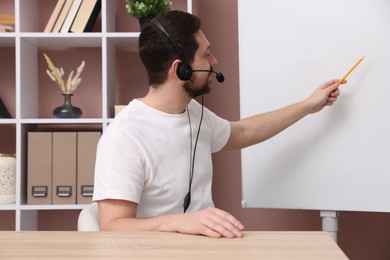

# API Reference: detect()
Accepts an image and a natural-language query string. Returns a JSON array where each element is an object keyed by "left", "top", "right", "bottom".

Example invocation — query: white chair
[{"left": 78, "top": 202, "right": 100, "bottom": 231}]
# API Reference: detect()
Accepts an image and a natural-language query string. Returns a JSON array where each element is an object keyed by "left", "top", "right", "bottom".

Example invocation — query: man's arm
[
  {"left": 98, "top": 199, "right": 245, "bottom": 238},
  {"left": 223, "top": 79, "right": 342, "bottom": 150}
]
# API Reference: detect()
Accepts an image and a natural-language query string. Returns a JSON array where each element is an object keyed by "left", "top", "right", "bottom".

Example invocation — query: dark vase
[{"left": 53, "top": 94, "right": 82, "bottom": 118}]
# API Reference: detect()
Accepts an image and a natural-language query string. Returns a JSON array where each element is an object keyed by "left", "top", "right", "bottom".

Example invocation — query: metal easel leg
[{"left": 320, "top": 210, "right": 339, "bottom": 243}]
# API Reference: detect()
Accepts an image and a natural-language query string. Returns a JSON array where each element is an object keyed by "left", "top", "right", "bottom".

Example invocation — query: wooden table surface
[{"left": 0, "top": 231, "right": 348, "bottom": 259}]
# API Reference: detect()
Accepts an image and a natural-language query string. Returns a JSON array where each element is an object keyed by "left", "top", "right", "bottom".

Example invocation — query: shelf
[
  {"left": 0, "top": 204, "right": 17, "bottom": 211},
  {"left": 0, "top": 119, "right": 17, "bottom": 124},
  {"left": 20, "top": 34, "right": 103, "bottom": 47},
  {"left": 19, "top": 118, "right": 106, "bottom": 124},
  {"left": 20, "top": 204, "right": 87, "bottom": 210}
]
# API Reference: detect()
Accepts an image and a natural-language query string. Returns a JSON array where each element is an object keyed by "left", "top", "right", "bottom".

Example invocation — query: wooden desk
[{"left": 0, "top": 231, "right": 348, "bottom": 259}]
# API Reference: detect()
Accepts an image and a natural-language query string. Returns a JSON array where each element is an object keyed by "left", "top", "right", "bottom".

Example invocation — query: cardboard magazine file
[
  {"left": 27, "top": 132, "right": 53, "bottom": 204},
  {"left": 52, "top": 132, "right": 77, "bottom": 204},
  {"left": 77, "top": 132, "right": 101, "bottom": 204}
]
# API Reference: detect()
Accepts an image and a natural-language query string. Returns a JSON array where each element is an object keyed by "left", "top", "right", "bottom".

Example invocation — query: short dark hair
[{"left": 139, "top": 10, "right": 201, "bottom": 85}]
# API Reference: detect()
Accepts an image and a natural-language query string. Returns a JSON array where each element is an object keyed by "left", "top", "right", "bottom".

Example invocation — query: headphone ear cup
[{"left": 176, "top": 62, "right": 192, "bottom": 81}]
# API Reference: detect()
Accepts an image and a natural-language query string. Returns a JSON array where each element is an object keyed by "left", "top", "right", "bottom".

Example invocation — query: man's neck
[{"left": 141, "top": 83, "right": 191, "bottom": 114}]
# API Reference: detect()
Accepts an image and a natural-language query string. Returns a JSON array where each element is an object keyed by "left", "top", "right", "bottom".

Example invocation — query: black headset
[{"left": 151, "top": 19, "right": 194, "bottom": 81}]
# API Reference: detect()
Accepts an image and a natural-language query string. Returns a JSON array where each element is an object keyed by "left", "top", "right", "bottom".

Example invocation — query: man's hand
[
  {"left": 304, "top": 79, "right": 343, "bottom": 114},
  {"left": 173, "top": 208, "right": 245, "bottom": 238},
  {"left": 99, "top": 200, "right": 244, "bottom": 238}
]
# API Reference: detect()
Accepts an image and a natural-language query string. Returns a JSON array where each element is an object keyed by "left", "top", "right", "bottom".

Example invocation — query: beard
[{"left": 183, "top": 72, "right": 211, "bottom": 98}]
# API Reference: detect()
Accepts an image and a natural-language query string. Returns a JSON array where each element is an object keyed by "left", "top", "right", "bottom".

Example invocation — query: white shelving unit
[{"left": 0, "top": 0, "right": 192, "bottom": 231}]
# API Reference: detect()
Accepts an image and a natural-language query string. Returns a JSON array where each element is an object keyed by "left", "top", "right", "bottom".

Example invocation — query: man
[{"left": 93, "top": 10, "right": 342, "bottom": 238}]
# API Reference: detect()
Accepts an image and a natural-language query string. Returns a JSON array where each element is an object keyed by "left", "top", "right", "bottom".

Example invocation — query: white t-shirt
[{"left": 93, "top": 99, "right": 231, "bottom": 217}]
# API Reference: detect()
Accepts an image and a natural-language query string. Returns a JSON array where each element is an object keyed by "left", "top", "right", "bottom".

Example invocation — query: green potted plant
[{"left": 125, "top": 0, "right": 172, "bottom": 27}]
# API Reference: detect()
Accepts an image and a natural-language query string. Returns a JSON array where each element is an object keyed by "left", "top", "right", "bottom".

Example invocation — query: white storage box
[{"left": 0, "top": 154, "right": 16, "bottom": 204}]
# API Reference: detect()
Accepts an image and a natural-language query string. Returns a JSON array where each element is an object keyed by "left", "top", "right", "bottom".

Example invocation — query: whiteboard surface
[{"left": 238, "top": 0, "right": 390, "bottom": 212}]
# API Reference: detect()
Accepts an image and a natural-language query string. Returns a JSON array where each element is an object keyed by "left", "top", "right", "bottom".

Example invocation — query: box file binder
[
  {"left": 77, "top": 132, "right": 100, "bottom": 204},
  {"left": 52, "top": 132, "right": 77, "bottom": 204},
  {"left": 27, "top": 132, "right": 53, "bottom": 204}
]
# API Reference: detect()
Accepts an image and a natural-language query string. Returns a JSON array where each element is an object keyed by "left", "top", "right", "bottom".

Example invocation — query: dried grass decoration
[{"left": 43, "top": 53, "right": 85, "bottom": 118}]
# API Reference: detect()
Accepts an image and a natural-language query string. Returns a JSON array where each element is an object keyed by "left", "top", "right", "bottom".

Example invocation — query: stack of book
[
  {"left": 44, "top": 0, "right": 101, "bottom": 33},
  {"left": 0, "top": 14, "right": 15, "bottom": 32}
]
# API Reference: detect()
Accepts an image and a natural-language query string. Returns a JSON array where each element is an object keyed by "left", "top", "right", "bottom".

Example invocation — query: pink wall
[{"left": 194, "top": 1, "right": 390, "bottom": 259}]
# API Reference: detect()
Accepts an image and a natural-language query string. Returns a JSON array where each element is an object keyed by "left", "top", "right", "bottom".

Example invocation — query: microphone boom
[{"left": 192, "top": 69, "right": 225, "bottom": 83}]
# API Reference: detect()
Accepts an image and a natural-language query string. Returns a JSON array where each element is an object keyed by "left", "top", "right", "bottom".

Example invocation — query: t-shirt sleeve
[
  {"left": 203, "top": 107, "right": 231, "bottom": 153},
  {"left": 92, "top": 122, "right": 145, "bottom": 204}
]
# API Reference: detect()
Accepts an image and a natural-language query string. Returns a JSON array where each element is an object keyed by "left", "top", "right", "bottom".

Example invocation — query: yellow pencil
[{"left": 339, "top": 56, "right": 365, "bottom": 83}]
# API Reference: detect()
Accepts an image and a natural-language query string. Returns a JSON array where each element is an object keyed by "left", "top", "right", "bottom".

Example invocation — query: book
[
  {"left": 60, "top": 0, "right": 82, "bottom": 33},
  {"left": 0, "top": 98, "right": 11, "bottom": 118},
  {"left": 70, "top": 0, "right": 101, "bottom": 33},
  {"left": 0, "top": 14, "right": 15, "bottom": 26},
  {"left": 52, "top": 0, "right": 74, "bottom": 33},
  {"left": 43, "top": 0, "right": 66, "bottom": 32}
]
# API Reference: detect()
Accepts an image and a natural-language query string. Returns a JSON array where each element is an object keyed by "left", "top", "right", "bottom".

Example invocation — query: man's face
[{"left": 183, "top": 30, "right": 218, "bottom": 98}]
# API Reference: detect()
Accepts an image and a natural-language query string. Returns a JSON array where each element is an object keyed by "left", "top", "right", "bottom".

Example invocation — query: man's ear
[
  {"left": 170, "top": 59, "right": 182, "bottom": 80},
  {"left": 171, "top": 58, "right": 192, "bottom": 81}
]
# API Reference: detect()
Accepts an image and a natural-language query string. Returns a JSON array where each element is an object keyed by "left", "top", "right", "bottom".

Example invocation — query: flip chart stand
[{"left": 320, "top": 210, "right": 339, "bottom": 243}]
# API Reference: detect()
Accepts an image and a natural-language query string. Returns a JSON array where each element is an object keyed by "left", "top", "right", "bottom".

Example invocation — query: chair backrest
[{"left": 78, "top": 202, "right": 99, "bottom": 231}]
